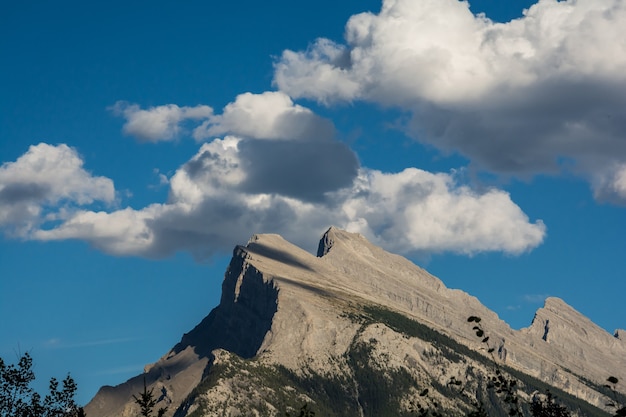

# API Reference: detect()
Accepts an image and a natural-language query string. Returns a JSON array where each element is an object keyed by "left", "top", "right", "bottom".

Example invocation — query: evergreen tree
[
  {"left": 531, "top": 391, "right": 571, "bottom": 417},
  {"left": 132, "top": 377, "right": 167, "bottom": 417},
  {"left": 0, "top": 352, "right": 85, "bottom": 417}
]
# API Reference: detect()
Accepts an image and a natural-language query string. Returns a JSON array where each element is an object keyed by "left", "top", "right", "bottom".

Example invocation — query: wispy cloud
[
  {"left": 522, "top": 294, "right": 550, "bottom": 304},
  {"left": 507, "top": 294, "right": 551, "bottom": 311},
  {"left": 43, "top": 337, "right": 136, "bottom": 350},
  {"left": 93, "top": 364, "right": 145, "bottom": 376}
]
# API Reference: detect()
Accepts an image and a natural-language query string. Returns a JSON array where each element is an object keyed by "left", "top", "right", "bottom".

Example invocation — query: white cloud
[
  {"left": 3, "top": 88, "right": 545, "bottom": 258},
  {"left": 274, "top": 0, "right": 626, "bottom": 198},
  {"left": 338, "top": 168, "right": 546, "bottom": 255},
  {"left": 592, "top": 163, "right": 626, "bottom": 204},
  {"left": 276, "top": 0, "right": 626, "bottom": 105},
  {"left": 0, "top": 143, "right": 115, "bottom": 235},
  {"left": 193, "top": 91, "right": 336, "bottom": 141},
  {"left": 30, "top": 141, "right": 545, "bottom": 259},
  {"left": 29, "top": 131, "right": 358, "bottom": 257},
  {"left": 112, "top": 92, "right": 336, "bottom": 144},
  {"left": 111, "top": 101, "right": 213, "bottom": 142},
  {"left": 273, "top": 39, "right": 360, "bottom": 105},
  {"left": 33, "top": 207, "right": 158, "bottom": 256},
  {"left": 150, "top": 168, "right": 170, "bottom": 188},
  {"left": 523, "top": 294, "right": 550, "bottom": 303},
  {"left": 171, "top": 136, "right": 247, "bottom": 203}
]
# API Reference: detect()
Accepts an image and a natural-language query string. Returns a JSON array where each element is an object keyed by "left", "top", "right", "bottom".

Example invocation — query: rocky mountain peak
[
  {"left": 526, "top": 297, "right": 593, "bottom": 340},
  {"left": 85, "top": 229, "right": 626, "bottom": 417},
  {"left": 316, "top": 226, "right": 336, "bottom": 257},
  {"left": 543, "top": 296, "right": 574, "bottom": 312},
  {"left": 316, "top": 226, "right": 369, "bottom": 258},
  {"left": 521, "top": 295, "right": 626, "bottom": 383}
]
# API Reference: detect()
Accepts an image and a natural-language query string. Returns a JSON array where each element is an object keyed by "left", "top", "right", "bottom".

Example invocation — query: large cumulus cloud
[
  {"left": 2, "top": 91, "right": 545, "bottom": 259},
  {"left": 339, "top": 168, "right": 545, "bottom": 255},
  {"left": 274, "top": 0, "right": 626, "bottom": 203},
  {"left": 30, "top": 143, "right": 545, "bottom": 259}
]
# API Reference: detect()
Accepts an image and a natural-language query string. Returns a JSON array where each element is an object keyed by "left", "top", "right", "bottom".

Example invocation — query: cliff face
[
  {"left": 85, "top": 227, "right": 626, "bottom": 417},
  {"left": 174, "top": 246, "right": 279, "bottom": 359},
  {"left": 85, "top": 246, "right": 279, "bottom": 417}
]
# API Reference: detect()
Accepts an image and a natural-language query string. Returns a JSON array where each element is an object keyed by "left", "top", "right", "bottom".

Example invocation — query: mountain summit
[{"left": 85, "top": 228, "right": 625, "bottom": 417}]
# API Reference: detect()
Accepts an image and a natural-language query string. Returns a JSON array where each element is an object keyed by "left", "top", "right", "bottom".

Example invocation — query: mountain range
[{"left": 85, "top": 227, "right": 626, "bottom": 416}]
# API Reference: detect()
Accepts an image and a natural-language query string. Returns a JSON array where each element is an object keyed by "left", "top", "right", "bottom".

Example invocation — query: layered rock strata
[{"left": 86, "top": 227, "right": 625, "bottom": 417}]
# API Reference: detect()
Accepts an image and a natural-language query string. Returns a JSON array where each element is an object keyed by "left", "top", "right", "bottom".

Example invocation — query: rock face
[{"left": 85, "top": 227, "right": 626, "bottom": 417}]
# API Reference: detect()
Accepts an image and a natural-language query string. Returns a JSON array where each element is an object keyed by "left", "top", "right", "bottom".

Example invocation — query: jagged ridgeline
[{"left": 85, "top": 228, "right": 626, "bottom": 417}]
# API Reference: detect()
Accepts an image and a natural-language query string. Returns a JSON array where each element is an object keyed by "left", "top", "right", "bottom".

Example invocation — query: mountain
[{"left": 85, "top": 227, "right": 626, "bottom": 417}]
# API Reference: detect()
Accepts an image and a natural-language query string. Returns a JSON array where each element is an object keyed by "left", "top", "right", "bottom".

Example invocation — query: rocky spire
[{"left": 316, "top": 226, "right": 337, "bottom": 257}]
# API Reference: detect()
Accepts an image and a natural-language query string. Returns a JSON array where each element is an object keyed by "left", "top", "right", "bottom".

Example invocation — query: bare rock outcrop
[
  {"left": 86, "top": 227, "right": 625, "bottom": 416},
  {"left": 85, "top": 244, "right": 278, "bottom": 417}
]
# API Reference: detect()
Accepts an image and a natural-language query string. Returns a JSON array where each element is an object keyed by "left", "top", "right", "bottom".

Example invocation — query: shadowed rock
[{"left": 86, "top": 227, "right": 626, "bottom": 417}]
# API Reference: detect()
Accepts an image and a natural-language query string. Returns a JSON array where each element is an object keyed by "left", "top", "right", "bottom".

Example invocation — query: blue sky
[{"left": 1, "top": 0, "right": 625, "bottom": 406}]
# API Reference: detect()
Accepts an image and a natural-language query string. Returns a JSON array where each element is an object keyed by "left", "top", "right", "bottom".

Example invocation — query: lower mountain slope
[{"left": 85, "top": 228, "right": 625, "bottom": 417}]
